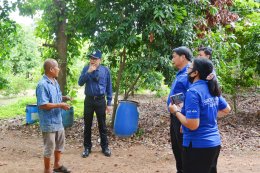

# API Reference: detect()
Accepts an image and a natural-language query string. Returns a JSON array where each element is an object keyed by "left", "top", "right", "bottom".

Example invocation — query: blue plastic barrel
[
  {"left": 62, "top": 107, "right": 74, "bottom": 128},
  {"left": 114, "top": 100, "right": 139, "bottom": 137},
  {"left": 26, "top": 104, "right": 39, "bottom": 124}
]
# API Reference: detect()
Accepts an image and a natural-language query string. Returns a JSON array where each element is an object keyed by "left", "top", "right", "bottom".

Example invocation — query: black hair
[
  {"left": 193, "top": 58, "right": 221, "bottom": 96},
  {"left": 172, "top": 46, "right": 193, "bottom": 61},
  {"left": 198, "top": 47, "right": 212, "bottom": 59}
]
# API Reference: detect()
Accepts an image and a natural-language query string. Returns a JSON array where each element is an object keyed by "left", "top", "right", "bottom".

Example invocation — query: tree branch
[
  {"left": 42, "top": 43, "right": 56, "bottom": 49},
  {"left": 124, "top": 72, "right": 142, "bottom": 100}
]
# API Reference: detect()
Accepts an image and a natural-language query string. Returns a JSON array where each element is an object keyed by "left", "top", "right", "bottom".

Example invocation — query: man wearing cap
[
  {"left": 167, "top": 46, "right": 192, "bottom": 173},
  {"left": 78, "top": 50, "right": 113, "bottom": 157}
]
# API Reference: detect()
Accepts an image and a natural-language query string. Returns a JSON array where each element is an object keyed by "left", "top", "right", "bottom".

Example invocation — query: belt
[{"left": 86, "top": 95, "right": 105, "bottom": 100}]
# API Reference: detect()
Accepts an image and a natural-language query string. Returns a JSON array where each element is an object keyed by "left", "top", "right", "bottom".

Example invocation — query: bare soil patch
[{"left": 0, "top": 92, "right": 259, "bottom": 173}]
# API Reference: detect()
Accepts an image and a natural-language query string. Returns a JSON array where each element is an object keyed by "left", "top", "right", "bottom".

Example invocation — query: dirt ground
[
  {"left": 0, "top": 92, "right": 259, "bottom": 173},
  {"left": 0, "top": 129, "right": 259, "bottom": 173}
]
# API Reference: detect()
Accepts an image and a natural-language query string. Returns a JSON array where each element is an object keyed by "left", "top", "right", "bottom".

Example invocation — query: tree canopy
[{"left": 0, "top": 0, "right": 259, "bottom": 118}]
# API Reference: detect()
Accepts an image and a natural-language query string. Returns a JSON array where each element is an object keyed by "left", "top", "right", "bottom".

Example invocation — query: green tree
[
  {"left": 79, "top": 0, "right": 211, "bottom": 125},
  {"left": 18, "top": 0, "right": 84, "bottom": 95},
  {"left": 9, "top": 25, "right": 41, "bottom": 76},
  {"left": 192, "top": 0, "right": 260, "bottom": 114},
  {"left": 0, "top": 0, "right": 18, "bottom": 89}
]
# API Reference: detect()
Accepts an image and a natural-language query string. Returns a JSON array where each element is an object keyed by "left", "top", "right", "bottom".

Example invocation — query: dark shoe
[
  {"left": 82, "top": 148, "right": 91, "bottom": 158},
  {"left": 53, "top": 165, "right": 71, "bottom": 173},
  {"left": 102, "top": 147, "right": 111, "bottom": 157}
]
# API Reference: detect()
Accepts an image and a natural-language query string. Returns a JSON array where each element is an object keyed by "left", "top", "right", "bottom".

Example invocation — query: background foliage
[{"left": 0, "top": 0, "right": 259, "bottom": 119}]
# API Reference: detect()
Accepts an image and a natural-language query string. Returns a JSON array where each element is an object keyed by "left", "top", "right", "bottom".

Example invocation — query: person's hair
[
  {"left": 198, "top": 47, "right": 212, "bottom": 59},
  {"left": 172, "top": 46, "right": 193, "bottom": 62},
  {"left": 192, "top": 58, "right": 221, "bottom": 96},
  {"left": 43, "top": 59, "right": 57, "bottom": 72}
]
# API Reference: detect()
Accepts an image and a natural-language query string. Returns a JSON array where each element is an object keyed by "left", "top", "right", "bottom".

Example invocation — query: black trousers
[
  {"left": 170, "top": 114, "right": 183, "bottom": 173},
  {"left": 83, "top": 96, "right": 108, "bottom": 150},
  {"left": 183, "top": 144, "right": 221, "bottom": 173}
]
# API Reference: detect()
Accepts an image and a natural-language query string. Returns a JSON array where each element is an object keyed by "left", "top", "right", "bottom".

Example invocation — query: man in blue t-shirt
[
  {"left": 167, "top": 46, "right": 192, "bottom": 173},
  {"left": 169, "top": 58, "right": 231, "bottom": 173}
]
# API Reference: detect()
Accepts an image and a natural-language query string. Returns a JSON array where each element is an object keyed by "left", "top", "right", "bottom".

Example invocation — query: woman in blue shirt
[{"left": 169, "top": 58, "right": 231, "bottom": 173}]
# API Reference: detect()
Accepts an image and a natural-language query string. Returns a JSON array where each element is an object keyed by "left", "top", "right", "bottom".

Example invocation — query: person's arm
[
  {"left": 218, "top": 105, "right": 231, "bottom": 117},
  {"left": 78, "top": 66, "right": 92, "bottom": 86},
  {"left": 36, "top": 84, "right": 70, "bottom": 111},
  {"left": 106, "top": 68, "right": 113, "bottom": 106},
  {"left": 169, "top": 89, "right": 200, "bottom": 130},
  {"left": 168, "top": 76, "right": 190, "bottom": 107},
  {"left": 39, "top": 102, "right": 70, "bottom": 111},
  {"left": 217, "top": 96, "right": 231, "bottom": 117},
  {"left": 176, "top": 112, "right": 199, "bottom": 130},
  {"left": 167, "top": 80, "right": 176, "bottom": 106},
  {"left": 169, "top": 104, "right": 200, "bottom": 130},
  {"left": 62, "top": 96, "right": 71, "bottom": 102}
]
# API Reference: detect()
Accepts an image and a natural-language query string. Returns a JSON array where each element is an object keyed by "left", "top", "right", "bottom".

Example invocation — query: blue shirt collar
[
  {"left": 190, "top": 79, "right": 207, "bottom": 87},
  {"left": 43, "top": 75, "right": 57, "bottom": 84},
  {"left": 177, "top": 64, "right": 190, "bottom": 76}
]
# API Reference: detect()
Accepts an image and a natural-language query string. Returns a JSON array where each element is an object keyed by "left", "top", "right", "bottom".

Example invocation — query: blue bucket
[
  {"left": 25, "top": 105, "right": 74, "bottom": 127},
  {"left": 62, "top": 107, "right": 74, "bottom": 128},
  {"left": 114, "top": 100, "right": 139, "bottom": 137},
  {"left": 26, "top": 104, "right": 39, "bottom": 124}
]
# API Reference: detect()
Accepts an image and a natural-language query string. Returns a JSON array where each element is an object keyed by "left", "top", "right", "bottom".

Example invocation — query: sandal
[{"left": 53, "top": 165, "right": 71, "bottom": 173}]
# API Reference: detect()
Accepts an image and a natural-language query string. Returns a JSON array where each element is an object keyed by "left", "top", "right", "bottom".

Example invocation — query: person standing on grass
[
  {"left": 78, "top": 49, "right": 112, "bottom": 158},
  {"left": 167, "top": 46, "right": 192, "bottom": 173},
  {"left": 169, "top": 58, "right": 231, "bottom": 173},
  {"left": 36, "top": 59, "right": 71, "bottom": 173}
]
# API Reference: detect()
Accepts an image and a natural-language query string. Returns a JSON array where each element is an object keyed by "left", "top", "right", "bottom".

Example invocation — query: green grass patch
[
  {"left": 69, "top": 98, "right": 84, "bottom": 118},
  {"left": 0, "top": 97, "right": 84, "bottom": 119},
  {"left": 0, "top": 97, "right": 36, "bottom": 119}
]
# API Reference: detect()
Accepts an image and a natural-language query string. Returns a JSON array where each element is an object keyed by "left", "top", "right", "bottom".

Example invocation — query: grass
[
  {"left": 0, "top": 97, "right": 84, "bottom": 119},
  {"left": 70, "top": 99, "right": 84, "bottom": 118},
  {"left": 0, "top": 97, "right": 37, "bottom": 119}
]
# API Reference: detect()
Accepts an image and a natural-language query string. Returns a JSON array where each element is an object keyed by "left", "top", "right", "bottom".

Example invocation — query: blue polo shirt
[
  {"left": 182, "top": 80, "right": 228, "bottom": 148},
  {"left": 36, "top": 75, "right": 64, "bottom": 132},
  {"left": 78, "top": 65, "right": 113, "bottom": 106},
  {"left": 167, "top": 64, "right": 190, "bottom": 106}
]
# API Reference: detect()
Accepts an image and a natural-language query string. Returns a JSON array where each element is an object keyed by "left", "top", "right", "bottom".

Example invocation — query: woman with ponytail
[{"left": 169, "top": 58, "right": 231, "bottom": 173}]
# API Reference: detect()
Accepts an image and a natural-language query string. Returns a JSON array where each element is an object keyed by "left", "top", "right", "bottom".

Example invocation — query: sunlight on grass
[
  {"left": 0, "top": 97, "right": 36, "bottom": 119},
  {"left": 0, "top": 97, "right": 84, "bottom": 119}
]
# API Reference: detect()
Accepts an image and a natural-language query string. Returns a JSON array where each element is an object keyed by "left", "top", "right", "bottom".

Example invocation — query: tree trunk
[
  {"left": 111, "top": 48, "right": 126, "bottom": 128},
  {"left": 124, "top": 72, "right": 142, "bottom": 100},
  {"left": 232, "top": 92, "right": 237, "bottom": 115},
  {"left": 54, "top": 0, "right": 68, "bottom": 95}
]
